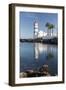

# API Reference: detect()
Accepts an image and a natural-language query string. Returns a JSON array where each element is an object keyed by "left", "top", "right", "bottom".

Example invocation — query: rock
[
  {"left": 20, "top": 72, "right": 27, "bottom": 78},
  {"left": 39, "top": 64, "right": 51, "bottom": 76},
  {"left": 26, "top": 70, "right": 34, "bottom": 73},
  {"left": 43, "top": 71, "right": 51, "bottom": 76},
  {"left": 39, "top": 64, "right": 49, "bottom": 72}
]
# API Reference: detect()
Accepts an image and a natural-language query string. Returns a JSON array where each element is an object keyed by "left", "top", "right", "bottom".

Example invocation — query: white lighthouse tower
[{"left": 34, "top": 21, "right": 39, "bottom": 39}]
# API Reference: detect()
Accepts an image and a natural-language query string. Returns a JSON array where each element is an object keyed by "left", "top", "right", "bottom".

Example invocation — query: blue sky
[{"left": 19, "top": 12, "right": 58, "bottom": 39}]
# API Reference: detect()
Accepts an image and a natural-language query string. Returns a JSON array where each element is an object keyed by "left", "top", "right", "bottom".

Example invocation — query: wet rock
[
  {"left": 20, "top": 72, "right": 27, "bottom": 78},
  {"left": 39, "top": 64, "right": 51, "bottom": 76},
  {"left": 26, "top": 70, "right": 34, "bottom": 73},
  {"left": 39, "top": 64, "right": 49, "bottom": 72}
]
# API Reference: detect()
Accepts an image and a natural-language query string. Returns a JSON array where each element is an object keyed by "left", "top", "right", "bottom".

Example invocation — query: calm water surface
[{"left": 20, "top": 42, "right": 58, "bottom": 76}]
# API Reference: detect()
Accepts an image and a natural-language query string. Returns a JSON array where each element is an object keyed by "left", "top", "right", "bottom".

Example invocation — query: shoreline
[{"left": 20, "top": 38, "right": 58, "bottom": 45}]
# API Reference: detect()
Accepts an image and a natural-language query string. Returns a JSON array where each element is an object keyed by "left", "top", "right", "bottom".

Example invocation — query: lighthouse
[{"left": 34, "top": 21, "right": 39, "bottom": 39}]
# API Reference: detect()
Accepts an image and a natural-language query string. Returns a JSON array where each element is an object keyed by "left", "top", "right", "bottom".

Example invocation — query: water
[{"left": 20, "top": 42, "right": 58, "bottom": 76}]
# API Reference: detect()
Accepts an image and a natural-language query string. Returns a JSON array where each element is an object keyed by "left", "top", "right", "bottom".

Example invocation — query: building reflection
[
  {"left": 34, "top": 43, "right": 48, "bottom": 60},
  {"left": 34, "top": 43, "right": 55, "bottom": 61},
  {"left": 34, "top": 43, "right": 39, "bottom": 60}
]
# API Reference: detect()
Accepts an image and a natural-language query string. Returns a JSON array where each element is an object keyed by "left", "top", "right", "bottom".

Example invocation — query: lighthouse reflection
[
  {"left": 34, "top": 43, "right": 49, "bottom": 60},
  {"left": 34, "top": 43, "right": 39, "bottom": 60}
]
